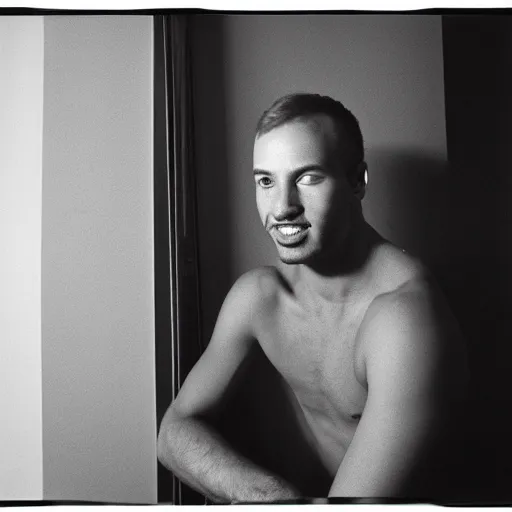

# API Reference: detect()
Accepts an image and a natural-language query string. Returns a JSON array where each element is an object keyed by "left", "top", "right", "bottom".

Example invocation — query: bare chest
[{"left": 255, "top": 297, "right": 369, "bottom": 469}]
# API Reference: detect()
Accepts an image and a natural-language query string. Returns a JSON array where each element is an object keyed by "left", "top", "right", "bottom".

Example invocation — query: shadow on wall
[{"left": 364, "top": 147, "right": 485, "bottom": 300}]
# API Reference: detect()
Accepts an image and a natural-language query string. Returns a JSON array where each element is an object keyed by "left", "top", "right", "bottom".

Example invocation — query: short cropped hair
[{"left": 256, "top": 93, "right": 364, "bottom": 174}]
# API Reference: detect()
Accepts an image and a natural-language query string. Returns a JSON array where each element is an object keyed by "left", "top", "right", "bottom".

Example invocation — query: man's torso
[{"left": 249, "top": 243, "right": 445, "bottom": 479}]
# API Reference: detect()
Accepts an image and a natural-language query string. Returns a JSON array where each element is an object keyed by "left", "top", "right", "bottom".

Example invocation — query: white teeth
[{"left": 277, "top": 225, "right": 304, "bottom": 236}]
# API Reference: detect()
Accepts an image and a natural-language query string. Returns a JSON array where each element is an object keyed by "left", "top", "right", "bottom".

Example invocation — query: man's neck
[{"left": 292, "top": 221, "right": 382, "bottom": 304}]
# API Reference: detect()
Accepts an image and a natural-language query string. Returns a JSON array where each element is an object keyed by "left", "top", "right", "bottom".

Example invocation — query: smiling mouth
[{"left": 272, "top": 224, "right": 309, "bottom": 246}]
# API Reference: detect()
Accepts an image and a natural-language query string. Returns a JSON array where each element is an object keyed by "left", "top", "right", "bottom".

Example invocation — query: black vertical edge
[
  {"left": 174, "top": 15, "right": 207, "bottom": 505},
  {"left": 441, "top": 14, "right": 507, "bottom": 500},
  {"left": 164, "top": 16, "right": 181, "bottom": 505},
  {"left": 153, "top": 14, "right": 174, "bottom": 504},
  {"left": 176, "top": 15, "right": 204, "bottom": 392},
  {"left": 165, "top": 16, "right": 180, "bottom": 409},
  {"left": 187, "top": 16, "right": 205, "bottom": 357}
]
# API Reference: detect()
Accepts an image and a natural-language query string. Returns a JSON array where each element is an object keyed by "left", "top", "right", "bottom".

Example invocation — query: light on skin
[{"left": 253, "top": 115, "right": 373, "bottom": 301}]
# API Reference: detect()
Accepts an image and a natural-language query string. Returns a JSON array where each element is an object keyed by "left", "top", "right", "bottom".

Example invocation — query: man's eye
[
  {"left": 298, "top": 174, "right": 323, "bottom": 185},
  {"left": 258, "top": 177, "right": 273, "bottom": 188}
]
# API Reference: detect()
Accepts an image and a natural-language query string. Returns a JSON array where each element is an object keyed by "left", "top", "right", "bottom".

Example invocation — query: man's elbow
[
  {"left": 157, "top": 424, "right": 169, "bottom": 468},
  {"left": 157, "top": 405, "right": 183, "bottom": 469}
]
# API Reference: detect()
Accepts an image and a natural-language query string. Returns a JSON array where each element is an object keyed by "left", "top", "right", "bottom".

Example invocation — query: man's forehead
[
  {"left": 300, "top": 114, "right": 337, "bottom": 136},
  {"left": 256, "top": 114, "right": 336, "bottom": 143},
  {"left": 253, "top": 115, "right": 337, "bottom": 166}
]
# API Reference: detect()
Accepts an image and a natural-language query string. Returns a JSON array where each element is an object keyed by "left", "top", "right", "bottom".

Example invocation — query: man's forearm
[{"left": 157, "top": 415, "right": 300, "bottom": 503}]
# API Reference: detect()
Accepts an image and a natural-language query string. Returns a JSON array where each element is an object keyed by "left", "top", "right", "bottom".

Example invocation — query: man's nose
[{"left": 273, "top": 183, "right": 303, "bottom": 221}]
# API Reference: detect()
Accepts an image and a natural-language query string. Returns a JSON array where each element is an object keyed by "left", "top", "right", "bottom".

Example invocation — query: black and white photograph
[{"left": 2, "top": 8, "right": 512, "bottom": 506}]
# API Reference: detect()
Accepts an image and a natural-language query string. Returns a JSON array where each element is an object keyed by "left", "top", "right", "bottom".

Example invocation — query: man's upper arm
[
  {"left": 166, "top": 270, "right": 264, "bottom": 422},
  {"left": 329, "top": 287, "right": 467, "bottom": 497}
]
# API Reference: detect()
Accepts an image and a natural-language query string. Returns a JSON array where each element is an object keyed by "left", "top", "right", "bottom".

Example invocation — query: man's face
[{"left": 253, "top": 116, "right": 356, "bottom": 266}]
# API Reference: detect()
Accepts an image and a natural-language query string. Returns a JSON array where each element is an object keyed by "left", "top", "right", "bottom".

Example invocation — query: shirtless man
[{"left": 157, "top": 93, "right": 468, "bottom": 502}]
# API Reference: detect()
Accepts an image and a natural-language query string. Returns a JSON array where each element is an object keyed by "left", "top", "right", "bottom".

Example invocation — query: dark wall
[{"left": 443, "top": 15, "right": 512, "bottom": 501}]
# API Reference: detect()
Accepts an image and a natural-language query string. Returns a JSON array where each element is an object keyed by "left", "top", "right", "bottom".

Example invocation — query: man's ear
[{"left": 353, "top": 161, "right": 368, "bottom": 200}]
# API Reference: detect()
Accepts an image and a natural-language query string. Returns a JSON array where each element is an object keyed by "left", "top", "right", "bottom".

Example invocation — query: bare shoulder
[
  {"left": 363, "top": 263, "right": 462, "bottom": 349},
  {"left": 234, "top": 265, "right": 282, "bottom": 295},
  {"left": 357, "top": 263, "right": 468, "bottom": 399},
  {"left": 229, "top": 266, "right": 283, "bottom": 314},
  {"left": 371, "top": 241, "right": 428, "bottom": 287},
  {"left": 369, "top": 275, "right": 455, "bottom": 338}
]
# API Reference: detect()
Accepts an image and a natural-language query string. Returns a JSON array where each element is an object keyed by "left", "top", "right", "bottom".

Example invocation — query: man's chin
[
  {"left": 276, "top": 246, "right": 311, "bottom": 265},
  {"left": 278, "top": 255, "right": 302, "bottom": 265}
]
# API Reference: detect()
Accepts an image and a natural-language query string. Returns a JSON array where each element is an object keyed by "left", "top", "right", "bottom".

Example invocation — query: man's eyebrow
[
  {"left": 253, "top": 169, "right": 273, "bottom": 176},
  {"left": 253, "top": 165, "right": 325, "bottom": 176}
]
